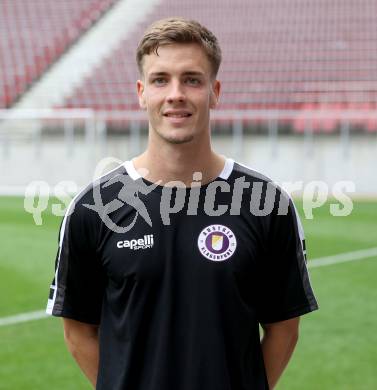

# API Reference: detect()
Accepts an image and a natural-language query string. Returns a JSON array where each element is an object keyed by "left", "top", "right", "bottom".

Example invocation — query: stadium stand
[
  {"left": 61, "top": 0, "right": 377, "bottom": 131},
  {"left": 0, "top": 0, "right": 118, "bottom": 108},
  {"left": 2, "top": 0, "right": 377, "bottom": 131}
]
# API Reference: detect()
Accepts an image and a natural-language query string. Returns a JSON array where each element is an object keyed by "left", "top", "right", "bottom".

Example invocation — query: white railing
[
  {"left": 1, "top": 108, "right": 376, "bottom": 160},
  {"left": 1, "top": 108, "right": 376, "bottom": 196}
]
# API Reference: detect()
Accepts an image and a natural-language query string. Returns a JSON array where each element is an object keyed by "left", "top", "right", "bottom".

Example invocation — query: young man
[{"left": 46, "top": 18, "right": 318, "bottom": 390}]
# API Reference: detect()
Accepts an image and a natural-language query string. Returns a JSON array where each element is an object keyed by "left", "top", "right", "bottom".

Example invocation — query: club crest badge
[{"left": 197, "top": 224, "right": 237, "bottom": 261}]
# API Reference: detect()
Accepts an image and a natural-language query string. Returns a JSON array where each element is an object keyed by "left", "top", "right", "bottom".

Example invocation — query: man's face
[{"left": 137, "top": 43, "right": 220, "bottom": 145}]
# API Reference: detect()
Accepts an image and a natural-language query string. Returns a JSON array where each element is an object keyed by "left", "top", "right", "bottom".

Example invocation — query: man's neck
[{"left": 132, "top": 140, "right": 226, "bottom": 187}]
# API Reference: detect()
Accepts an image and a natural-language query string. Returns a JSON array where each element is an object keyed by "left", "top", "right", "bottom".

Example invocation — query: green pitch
[{"left": 0, "top": 196, "right": 376, "bottom": 390}]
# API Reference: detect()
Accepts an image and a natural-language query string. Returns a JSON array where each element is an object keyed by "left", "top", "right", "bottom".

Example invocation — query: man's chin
[
  {"left": 156, "top": 129, "right": 195, "bottom": 144},
  {"left": 164, "top": 134, "right": 194, "bottom": 144}
]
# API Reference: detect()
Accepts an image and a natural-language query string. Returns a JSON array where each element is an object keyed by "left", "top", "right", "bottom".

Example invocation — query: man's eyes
[
  {"left": 151, "top": 77, "right": 202, "bottom": 86},
  {"left": 152, "top": 78, "right": 167, "bottom": 85},
  {"left": 185, "top": 77, "right": 201, "bottom": 85}
]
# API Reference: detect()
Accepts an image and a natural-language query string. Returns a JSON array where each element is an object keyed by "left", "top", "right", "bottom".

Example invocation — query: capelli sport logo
[{"left": 117, "top": 235, "right": 154, "bottom": 250}]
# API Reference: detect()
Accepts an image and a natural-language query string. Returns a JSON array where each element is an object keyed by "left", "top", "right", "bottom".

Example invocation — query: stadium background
[{"left": 1, "top": 0, "right": 376, "bottom": 389}]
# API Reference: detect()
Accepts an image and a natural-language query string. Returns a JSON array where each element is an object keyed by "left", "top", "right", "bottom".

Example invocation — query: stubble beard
[
  {"left": 162, "top": 134, "right": 195, "bottom": 144},
  {"left": 153, "top": 123, "right": 195, "bottom": 145}
]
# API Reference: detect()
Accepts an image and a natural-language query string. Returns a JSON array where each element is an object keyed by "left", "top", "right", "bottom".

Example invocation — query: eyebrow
[{"left": 148, "top": 71, "right": 205, "bottom": 78}]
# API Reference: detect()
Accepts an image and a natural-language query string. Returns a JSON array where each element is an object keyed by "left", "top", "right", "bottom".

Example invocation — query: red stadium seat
[
  {"left": 55, "top": 0, "right": 377, "bottom": 131},
  {"left": 2, "top": 0, "right": 376, "bottom": 131},
  {"left": 0, "top": 0, "right": 118, "bottom": 108}
]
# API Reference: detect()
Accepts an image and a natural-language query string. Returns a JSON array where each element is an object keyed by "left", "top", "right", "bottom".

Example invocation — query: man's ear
[
  {"left": 210, "top": 79, "right": 221, "bottom": 109},
  {"left": 137, "top": 80, "right": 146, "bottom": 109}
]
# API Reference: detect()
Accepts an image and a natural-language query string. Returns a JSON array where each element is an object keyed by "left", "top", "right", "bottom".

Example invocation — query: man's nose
[{"left": 166, "top": 81, "right": 186, "bottom": 103}]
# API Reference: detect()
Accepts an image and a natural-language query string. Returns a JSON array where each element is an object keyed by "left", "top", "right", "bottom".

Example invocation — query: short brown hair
[{"left": 136, "top": 17, "right": 222, "bottom": 78}]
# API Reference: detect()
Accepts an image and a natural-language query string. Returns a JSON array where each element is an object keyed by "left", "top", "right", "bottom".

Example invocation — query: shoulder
[
  {"left": 231, "top": 161, "right": 275, "bottom": 184},
  {"left": 70, "top": 163, "right": 128, "bottom": 210},
  {"left": 61, "top": 163, "right": 130, "bottom": 231},
  {"left": 230, "top": 160, "right": 293, "bottom": 210}
]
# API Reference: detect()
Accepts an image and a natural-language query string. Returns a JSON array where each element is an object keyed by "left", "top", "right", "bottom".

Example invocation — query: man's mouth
[{"left": 163, "top": 111, "right": 192, "bottom": 118}]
